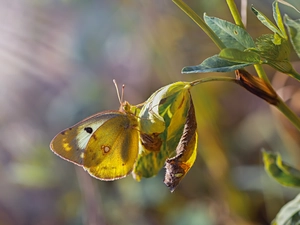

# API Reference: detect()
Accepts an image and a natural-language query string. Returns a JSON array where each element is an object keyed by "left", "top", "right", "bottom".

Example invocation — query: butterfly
[{"left": 50, "top": 81, "right": 140, "bottom": 180}]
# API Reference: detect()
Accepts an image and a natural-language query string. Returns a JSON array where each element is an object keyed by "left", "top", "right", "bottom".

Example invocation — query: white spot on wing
[{"left": 76, "top": 121, "right": 106, "bottom": 150}]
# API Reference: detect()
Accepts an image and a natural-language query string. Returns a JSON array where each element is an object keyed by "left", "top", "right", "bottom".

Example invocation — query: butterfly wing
[
  {"left": 83, "top": 114, "right": 139, "bottom": 180},
  {"left": 50, "top": 111, "right": 125, "bottom": 166}
]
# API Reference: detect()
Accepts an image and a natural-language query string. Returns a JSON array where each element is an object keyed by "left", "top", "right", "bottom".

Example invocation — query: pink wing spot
[{"left": 101, "top": 145, "right": 111, "bottom": 153}]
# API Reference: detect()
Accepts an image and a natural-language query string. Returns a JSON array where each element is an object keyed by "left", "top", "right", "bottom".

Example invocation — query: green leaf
[
  {"left": 267, "top": 60, "right": 295, "bottom": 75},
  {"left": 284, "top": 15, "right": 300, "bottom": 58},
  {"left": 277, "top": 0, "right": 300, "bottom": 13},
  {"left": 262, "top": 151, "right": 300, "bottom": 187},
  {"left": 276, "top": 154, "right": 300, "bottom": 179},
  {"left": 253, "top": 34, "right": 300, "bottom": 79},
  {"left": 254, "top": 34, "right": 290, "bottom": 61},
  {"left": 219, "top": 48, "right": 261, "bottom": 64},
  {"left": 133, "top": 82, "right": 193, "bottom": 180},
  {"left": 272, "top": 193, "right": 300, "bottom": 225},
  {"left": 204, "top": 14, "right": 255, "bottom": 50},
  {"left": 273, "top": 1, "right": 287, "bottom": 38},
  {"left": 182, "top": 55, "right": 253, "bottom": 73},
  {"left": 251, "top": 6, "right": 283, "bottom": 36}
]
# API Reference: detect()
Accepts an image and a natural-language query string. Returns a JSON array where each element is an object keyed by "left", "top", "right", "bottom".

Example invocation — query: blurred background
[{"left": 1, "top": 0, "right": 300, "bottom": 224}]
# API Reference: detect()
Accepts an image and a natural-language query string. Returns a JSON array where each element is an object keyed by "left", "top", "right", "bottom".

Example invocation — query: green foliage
[
  {"left": 262, "top": 151, "right": 300, "bottom": 187},
  {"left": 182, "top": 0, "right": 300, "bottom": 82},
  {"left": 219, "top": 48, "right": 261, "bottom": 64},
  {"left": 284, "top": 16, "right": 300, "bottom": 58},
  {"left": 203, "top": 14, "right": 255, "bottom": 50},
  {"left": 251, "top": 3, "right": 286, "bottom": 38},
  {"left": 182, "top": 55, "right": 253, "bottom": 73},
  {"left": 254, "top": 34, "right": 290, "bottom": 61}
]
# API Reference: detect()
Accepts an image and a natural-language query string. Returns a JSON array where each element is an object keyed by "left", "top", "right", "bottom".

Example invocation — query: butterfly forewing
[
  {"left": 83, "top": 114, "right": 139, "bottom": 180},
  {"left": 50, "top": 111, "right": 125, "bottom": 166}
]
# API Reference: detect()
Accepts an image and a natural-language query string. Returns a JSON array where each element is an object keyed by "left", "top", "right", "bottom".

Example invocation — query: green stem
[
  {"left": 172, "top": 0, "right": 226, "bottom": 50},
  {"left": 254, "top": 64, "right": 272, "bottom": 85},
  {"left": 276, "top": 99, "right": 300, "bottom": 131},
  {"left": 190, "top": 76, "right": 237, "bottom": 86},
  {"left": 226, "top": 0, "right": 245, "bottom": 28},
  {"left": 289, "top": 70, "right": 300, "bottom": 81}
]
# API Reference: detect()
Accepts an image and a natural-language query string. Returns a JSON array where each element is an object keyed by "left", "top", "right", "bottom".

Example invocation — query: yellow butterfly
[{"left": 50, "top": 81, "right": 140, "bottom": 180}]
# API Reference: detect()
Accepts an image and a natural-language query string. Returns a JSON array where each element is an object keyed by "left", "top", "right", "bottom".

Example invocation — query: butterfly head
[{"left": 120, "top": 101, "right": 139, "bottom": 115}]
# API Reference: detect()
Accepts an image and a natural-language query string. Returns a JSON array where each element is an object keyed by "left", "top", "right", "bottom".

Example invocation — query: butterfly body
[{"left": 50, "top": 107, "right": 140, "bottom": 180}]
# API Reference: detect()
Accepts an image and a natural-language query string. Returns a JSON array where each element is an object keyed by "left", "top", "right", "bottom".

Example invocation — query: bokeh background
[{"left": 1, "top": 0, "right": 300, "bottom": 224}]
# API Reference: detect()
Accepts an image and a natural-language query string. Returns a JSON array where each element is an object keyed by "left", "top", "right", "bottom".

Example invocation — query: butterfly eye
[{"left": 84, "top": 127, "right": 93, "bottom": 134}]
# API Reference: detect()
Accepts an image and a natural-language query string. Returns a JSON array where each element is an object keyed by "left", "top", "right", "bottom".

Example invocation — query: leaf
[
  {"left": 262, "top": 150, "right": 300, "bottom": 187},
  {"left": 251, "top": 6, "right": 283, "bottom": 36},
  {"left": 133, "top": 82, "right": 193, "bottom": 180},
  {"left": 140, "top": 133, "right": 162, "bottom": 152},
  {"left": 284, "top": 15, "right": 300, "bottom": 58},
  {"left": 267, "top": 60, "right": 295, "bottom": 76},
  {"left": 138, "top": 90, "right": 166, "bottom": 135},
  {"left": 182, "top": 55, "right": 253, "bottom": 74},
  {"left": 277, "top": 0, "right": 300, "bottom": 13},
  {"left": 254, "top": 34, "right": 290, "bottom": 61},
  {"left": 273, "top": 1, "right": 287, "bottom": 38},
  {"left": 204, "top": 14, "right": 255, "bottom": 50},
  {"left": 235, "top": 69, "right": 279, "bottom": 105},
  {"left": 276, "top": 154, "right": 300, "bottom": 179},
  {"left": 219, "top": 48, "right": 261, "bottom": 64},
  {"left": 253, "top": 34, "right": 299, "bottom": 78},
  {"left": 164, "top": 97, "right": 198, "bottom": 192},
  {"left": 272, "top": 193, "right": 300, "bottom": 225}
]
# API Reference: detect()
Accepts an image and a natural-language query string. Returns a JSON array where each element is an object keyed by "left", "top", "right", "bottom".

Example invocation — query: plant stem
[
  {"left": 276, "top": 99, "right": 300, "bottom": 131},
  {"left": 226, "top": 0, "right": 245, "bottom": 28},
  {"left": 289, "top": 70, "right": 300, "bottom": 81},
  {"left": 254, "top": 64, "right": 272, "bottom": 85},
  {"left": 190, "top": 76, "right": 237, "bottom": 86},
  {"left": 172, "top": 0, "right": 226, "bottom": 50}
]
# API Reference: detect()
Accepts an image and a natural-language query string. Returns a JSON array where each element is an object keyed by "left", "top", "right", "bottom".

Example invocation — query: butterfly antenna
[
  {"left": 113, "top": 79, "right": 122, "bottom": 105},
  {"left": 121, "top": 84, "right": 125, "bottom": 103}
]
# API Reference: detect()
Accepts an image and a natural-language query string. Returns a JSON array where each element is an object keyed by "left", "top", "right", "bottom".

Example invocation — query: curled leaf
[
  {"left": 133, "top": 82, "right": 193, "bottom": 180},
  {"left": 235, "top": 69, "right": 279, "bottom": 105},
  {"left": 164, "top": 96, "right": 198, "bottom": 192}
]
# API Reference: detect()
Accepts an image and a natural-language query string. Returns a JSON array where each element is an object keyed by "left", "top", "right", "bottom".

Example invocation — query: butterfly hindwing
[{"left": 83, "top": 113, "right": 139, "bottom": 180}]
